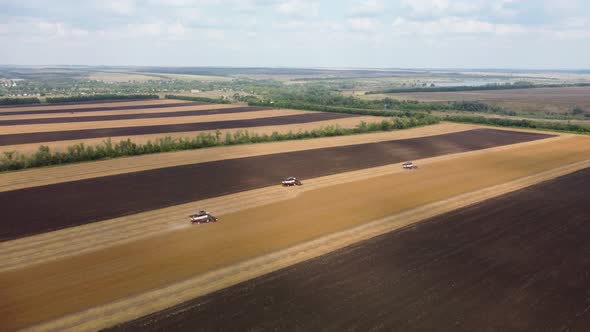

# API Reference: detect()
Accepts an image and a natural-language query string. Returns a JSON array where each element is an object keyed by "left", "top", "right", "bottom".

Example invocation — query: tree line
[
  {"left": 366, "top": 82, "right": 590, "bottom": 94},
  {"left": 164, "top": 94, "right": 232, "bottom": 104},
  {"left": 0, "top": 97, "right": 41, "bottom": 105},
  {"left": 46, "top": 94, "right": 159, "bottom": 103},
  {"left": 444, "top": 115, "right": 590, "bottom": 134}
]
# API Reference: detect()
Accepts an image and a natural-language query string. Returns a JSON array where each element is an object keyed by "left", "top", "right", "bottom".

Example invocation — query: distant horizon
[{"left": 0, "top": 64, "right": 589, "bottom": 73}]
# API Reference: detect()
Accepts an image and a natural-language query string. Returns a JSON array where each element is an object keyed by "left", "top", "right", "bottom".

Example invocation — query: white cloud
[
  {"left": 347, "top": 0, "right": 385, "bottom": 16},
  {"left": 275, "top": 0, "right": 319, "bottom": 17},
  {"left": 100, "top": 0, "right": 137, "bottom": 15},
  {"left": 400, "top": 0, "right": 485, "bottom": 17},
  {"left": 126, "top": 22, "right": 163, "bottom": 36},
  {"left": 348, "top": 18, "right": 379, "bottom": 32},
  {"left": 391, "top": 17, "right": 526, "bottom": 36}
]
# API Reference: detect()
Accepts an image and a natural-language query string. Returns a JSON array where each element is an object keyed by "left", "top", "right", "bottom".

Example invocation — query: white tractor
[
  {"left": 403, "top": 162, "right": 418, "bottom": 170},
  {"left": 281, "top": 176, "right": 302, "bottom": 186},
  {"left": 190, "top": 210, "right": 218, "bottom": 224}
]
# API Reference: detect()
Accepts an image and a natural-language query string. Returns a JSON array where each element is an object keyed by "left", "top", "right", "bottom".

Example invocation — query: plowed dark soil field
[
  {"left": 0, "top": 112, "right": 356, "bottom": 145},
  {"left": 108, "top": 167, "right": 590, "bottom": 332},
  {"left": 0, "top": 106, "right": 270, "bottom": 126},
  {"left": 0, "top": 102, "right": 206, "bottom": 116},
  {"left": 0, "top": 129, "right": 551, "bottom": 240}
]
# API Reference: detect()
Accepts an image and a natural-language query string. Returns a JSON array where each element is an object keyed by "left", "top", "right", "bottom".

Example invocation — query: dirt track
[
  {"left": 0, "top": 101, "right": 202, "bottom": 116},
  {"left": 0, "top": 112, "right": 355, "bottom": 145},
  {"left": 0, "top": 129, "right": 550, "bottom": 240},
  {"left": 109, "top": 167, "right": 590, "bottom": 332},
  {"left": 0, "top": 106, "right": 270, "bottom": 125},
  {"left": 1, "top": 134, "right": 589, "bottom": 332}
]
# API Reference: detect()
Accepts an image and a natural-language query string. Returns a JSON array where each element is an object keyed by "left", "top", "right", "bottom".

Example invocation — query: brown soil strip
[
  {"left": 0, "top": 104, "right": 238, "bottom": 121},
  {"left": 0, "top": 112, "right": 351, "bottom": 145},
  {"left": 0, "top": 135, "right": 569, "bottom": 273},
  {"left": 0, "top": 101, "right": 202, "bottom": 116},
  {"left": 0, "top": 123, "right": 475, "bottom": 191},
  {"left": 0, "top": 99, "right": 187, "bottom": 110},
  {"left": 0, "top": 109, "right": 304, "bottom": 134},
  {"left": 0, "top": 129, "right": 549, "bottom": 241},
  {"left": 1, "top": 135, "right": 589, "bottom": 332},
  {"left": 0, "top": 106, "right": 271, "bottom": 126},
  {"left": 109, "top": 167, "right": 590, "bottom": 332},
  {"left": 0, "top": 115, "right": 383, "bottom": 155}
]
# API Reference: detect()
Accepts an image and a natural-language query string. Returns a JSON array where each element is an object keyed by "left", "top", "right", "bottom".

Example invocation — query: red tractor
[{"left": 190, "top": 210, "right": 218, "bottom": 224}]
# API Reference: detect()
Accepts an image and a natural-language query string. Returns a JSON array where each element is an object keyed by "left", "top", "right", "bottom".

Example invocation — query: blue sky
[{"left": 0, "top": 0, "right": 588, "bottom": 68}]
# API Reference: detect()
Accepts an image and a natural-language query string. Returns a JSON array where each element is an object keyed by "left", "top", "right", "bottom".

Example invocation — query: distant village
[{"left": 1, "top": 79, "right": 18, "bottom": 88}]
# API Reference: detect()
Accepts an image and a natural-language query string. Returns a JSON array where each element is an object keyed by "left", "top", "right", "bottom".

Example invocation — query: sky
[{"left": 0, "top": 0, "right": 589, "bottom": 69}]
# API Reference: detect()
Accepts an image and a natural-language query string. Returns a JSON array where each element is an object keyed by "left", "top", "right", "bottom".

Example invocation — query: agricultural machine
[
  {"left": 190, "top": 210, "right": 218, "bottom": 224},
  {"left": 403, "top": 162, "right": 418, "bottom": 170},
  {"left": 282, "top": 177, "right": 302, "bottom": 186}
]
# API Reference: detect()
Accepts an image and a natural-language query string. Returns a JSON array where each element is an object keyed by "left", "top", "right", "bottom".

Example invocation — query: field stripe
[
  {"left": 107, "top": 165, "right": 590, "bottom": 332},
  {"left": 0, "top": 101, "right": 205, "bottom": 116},
  {"left": 0, "top": 123, "right": 474, "bottom": 191},
  {"left": 3, "top": 136, "right": 590, "bottom": 332},
  {"left": 0, "top": 112, "right": 355, "bottom": 145},
  {"left": 0, "top": 106, "right": 271, "bottom": 125},
  {"left": 0, "top": 129, "right": 551, "bottom": 241},
  {"left": 0, "top": 133, "right": 569, "bottom": 272}
]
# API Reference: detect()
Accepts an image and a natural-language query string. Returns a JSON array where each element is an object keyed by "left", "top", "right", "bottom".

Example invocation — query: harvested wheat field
[
  {"left": 0, "top": 103, "right": 240, "bottom": 121},
  {"left": 0, "top": 112, "right": 357, "bottom": 146},
  {"left": 111, "top": 167, "right": 590, "bottom": 332},
  {"left": 0, "top": 99, "right": 194, "bottom": 115},
  {"left": 2, "top": 98, "right": 589, "bottom": 332},
  {"left": 0, "top": 106, "right": 272, "bottom": 125},
  {"left": 0, "top": 108, "right": 303, "bottom": 134},
  {"left": 0, "top": 115, "right": 384, "bottom": 154},
  {"left": 0, "top": 129, "right": 550, "bottom": 240},
  {"left": 0, "top": 122, "right": 475, "bottom": 191},
  {"left": 1, "top": 131, "right": 590, "bottom": 331}
]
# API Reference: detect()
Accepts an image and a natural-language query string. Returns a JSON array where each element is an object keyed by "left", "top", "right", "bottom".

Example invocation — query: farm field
[
  {"left": 111, "top": 167, "right": 590, "bottom": 332},
  {"left": 0, "top": 106, "right": 273, "bottom": 125},
  {"left": 0, "top": 99, "right": 390, "bottom": 153},
  {"left": 0, "top": 122, "right": 473, "bottom": 191},
  {"left": 0, "top": 99, "right": 192, "bottom": 114},
  {"left": 0, "top": 109, "right": 312, "bottom": 135},
  {"left": 367, "top": 86, "right": 590, "bottom": 114},
  {"left": 0, "top": 128, "right": 550, "bottom": 240},
  {"left": 0, "top": 103, "right": 238, "bottom": 120},
  {"left": 2, "top": 128, "right": 590, "bottom": 331},
  {"left": 2, "top": 99, "right": 590, "bottom": 332}
]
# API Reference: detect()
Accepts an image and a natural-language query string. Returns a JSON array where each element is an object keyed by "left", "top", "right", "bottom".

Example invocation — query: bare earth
[
  {"left": 1, "top": 134, "right": 590, "bottom": 331},
  {"left": 0, "top": 123, "right": 475, "bottom": 191},
  {"left": 0, "top": 115, "right": 384, "bottom": 155},
  {"left": 0, "top": 109, "right": 305, "bottom": 134},
  {"left": 373, "top": 86, "right": 590, "bottom": 114},
  {"left": 0, "top": 99, "right": 188, "bottom": 112},
  {"left": 110, "top": 167, "right": 590, "bottom": 332},
  {"left": 0, "top": 104, "right": 238, "bottom": 121}
]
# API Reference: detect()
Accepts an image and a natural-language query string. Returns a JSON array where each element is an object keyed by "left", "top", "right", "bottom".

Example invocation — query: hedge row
[
  {"left": 0, "top": 97, "right": 42, "bottom": 105},
  {"left": 164, "top": 94, "right": 232, "bottom": 104},
  {"left": 366, "top": 83, "right": 590, "bottom": 94},
  {"left": 444, "top": 115, "right": 590, "bottom": 134},
  {"left": 46, "top": 94, "right": 159, "bottom": 103},
  {"left": 247, "top": 100, "right": 438, "bottom": 119}
]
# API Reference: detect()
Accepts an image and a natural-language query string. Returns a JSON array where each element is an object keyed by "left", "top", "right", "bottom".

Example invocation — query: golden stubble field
[{"left": 2, "top": 134, "right": 590, "bottom": 331}]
